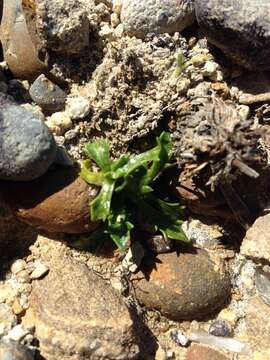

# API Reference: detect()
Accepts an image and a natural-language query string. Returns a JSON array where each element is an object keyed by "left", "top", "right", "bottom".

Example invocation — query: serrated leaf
[{"left": 84, "top": 139, "right": 112, "bottom": 172}]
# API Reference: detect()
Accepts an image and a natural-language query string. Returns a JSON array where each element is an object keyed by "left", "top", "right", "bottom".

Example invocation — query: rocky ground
[{"left": 1, "top": 0, "right": 270, "bottom": 359}]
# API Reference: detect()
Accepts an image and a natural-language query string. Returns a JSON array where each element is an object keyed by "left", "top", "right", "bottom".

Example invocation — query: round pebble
[
  {"left": 132, "top": 251, "right": 230, "bottom": 320},
  {"left": 46, "top": 112, "right": 72, "bottom": 135},
  {"left": 66, "top": 97, "right": 90, "bottom": 119},
  {"left": 0, "top": 105, "right": 57, "bottom": 181},
  {"left": 11, "top": 260, "right": 26, "bottom": 275},
  {"left": 121, "top": 0, "right": 195, "bottom": 38},
  {"left": 209, "top": 320, "right": 232, "bottom": 337}
]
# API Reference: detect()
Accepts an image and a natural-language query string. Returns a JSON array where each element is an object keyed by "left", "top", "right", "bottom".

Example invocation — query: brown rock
[
  {"left": 241, "top": 213, "right": 270, "bottom": 262},
  {"left": 1, "top": 0, "right": 47, "bottom": 80},
  {"left": 131, "top": 251, "right": 230, "bottom": 320},
  {"left": 3, "top": 165, "right": 99, "bottom": 234},
  {"left": 185, "top": 344, "right": 229, "bottom": 360},
  {"left": 245, "top": 296, "right": 270, "bottom": 353},
  {"left": 22, "top": 254, "right": 139, "bottom": 360}
]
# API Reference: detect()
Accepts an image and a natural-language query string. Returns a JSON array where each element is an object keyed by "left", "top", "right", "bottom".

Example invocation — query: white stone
[
  {"left": 202, "top": 60, "right": 218, "bottom": 76},
  {"left": 66, "top": 97, "right": 90, "bottom": 119},
  {"left": 11, "top": 259, "right": 26, "bottom": 275},
  {"left": 121, "top": 0, "right": 195, "bottom": 38},
  {"left": 46, "top": 112, "right": 72, "bottom": 135},
  {"left": 122, "top": 242, "right": 145, "bottom": 273},
  {"left": 30, "top": 262, "right": 49, "bottom": 280},
  {"left": 4, "top": 324, "right": 31, "bottom": 341}
]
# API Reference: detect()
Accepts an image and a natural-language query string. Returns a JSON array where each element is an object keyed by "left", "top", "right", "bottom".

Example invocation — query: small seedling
[{"left": 80, "top": 132, "right": 188, "bottom": 251}]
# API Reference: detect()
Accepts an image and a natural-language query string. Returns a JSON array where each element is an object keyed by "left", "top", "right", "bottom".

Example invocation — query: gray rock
[
  {"left": 0, "top": 105, "right": 57, "bottom": 181},
  {"left": 54, "top": 146, "right": 74, "bottom": 167},
  {"left": 36, "top": 0, "right": 90, "bottom": 55},
  {"left": 147, "top": 234, "right": 173, "bottom": 254},
  {"left": 209, "top": 320, "right": 232, "bottom": 337},
  {"left": 241, "top": 213, "right": 270, "bottom": 262},
  {"left": 131, "top": 250, "right": 230, "bottom": 320},
  {"left": 0, "top": 340, "right": 34, "bottom": 360},
  {"left": 195, "top": 0, "right": 270, "bottom": 70},
  {"left": 0, "top": 92, "right": 15, "bottom": 107},
  {"left": 121, "top": 0, "right": 195, "bottom": 38},
  {"left": 255, "top": 268, "right": 270, "bottom": 307},
  {"left": 22, "top": 254, "right": 139, "bottom": 360},
  {"left": 29, "top": 75, "right": 66, "bottom": 112}
]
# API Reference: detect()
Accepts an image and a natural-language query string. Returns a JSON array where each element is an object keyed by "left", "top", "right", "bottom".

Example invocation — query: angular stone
[
  {"left": 36, "top": 0, "right": 90, "bottom": 55},
  {"left": 0, "top": 105, "right": 57, "bottom": 181},
  {"left": 29, "top": 74, "right": 66, "bottom": 112},
  {"left": 1, "top": 0, "right": 47, "bottom": 80},
  {"left": 241, "top": 213, "right": 270, "bottom": 261},
  {"left": 132, "top": 251, "right": 230, "bottom": 320},
  {"left": 195, "top": 0, "right": 270, "bottom": 70},
  {"left": 3, "top": 165, "right": 99, "bottom": 234},
  {"left": 121, "top": 0, "right": 195, "bottom": 38},
  {"left": 185, "top": 344, "right": 229, "bottom": 360},
  {"left": 22, "top": 254, "right": 139, "bottom": 360}
]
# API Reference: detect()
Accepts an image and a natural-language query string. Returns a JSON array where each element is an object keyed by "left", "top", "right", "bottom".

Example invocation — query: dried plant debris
[
  {"left": 173, "top": 95, "right": 266, "bottom": 189},
  {"left": 72, "top": 34, "right": 189, "bottom": 158}
]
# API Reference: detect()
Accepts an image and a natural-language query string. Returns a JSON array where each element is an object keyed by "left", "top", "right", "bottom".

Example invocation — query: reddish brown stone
[
  {"left": 186, "top": 345, "right": 229, "bottom": 360},
  {"left": 3, "top": 165, "right": 99, "bottom": 234},
  {"left": 131, "top": 251, "right": 230, "bottom": 321}
]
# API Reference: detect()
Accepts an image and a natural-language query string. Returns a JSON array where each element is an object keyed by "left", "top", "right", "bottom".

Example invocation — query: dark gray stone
[
  {"left": 0, "top": 340, "right": 34, "bottom": 360},
  {"left": 209, "top": 320, "right": 232, "bottom": 337},
  {"left": 29, "top": 75, "right": 66, "bottom": 112},
  {"left": 195, "top": 0, "right": 270, "bottom": 70},
  {"left": 0, "top": 92, "right": 15, "bottom": 107},
  {"left": 0, "top": 105, "right": 57, "bottom": 181},
  {"left": 146, "top": 234, "right": 173, "bottom": 254}
]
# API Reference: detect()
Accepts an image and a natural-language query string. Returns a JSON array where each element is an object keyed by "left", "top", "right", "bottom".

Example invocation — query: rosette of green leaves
[{"left": 80, "top": 132, "right": 188, "bottom": 251}]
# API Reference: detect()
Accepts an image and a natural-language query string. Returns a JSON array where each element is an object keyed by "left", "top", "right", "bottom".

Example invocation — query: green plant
[
  {"left": 79, "top": 132, "right": 188, "bottom": 251},
  {"left": 174, "top": 51, "right": 213, "bottom": 76}
]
